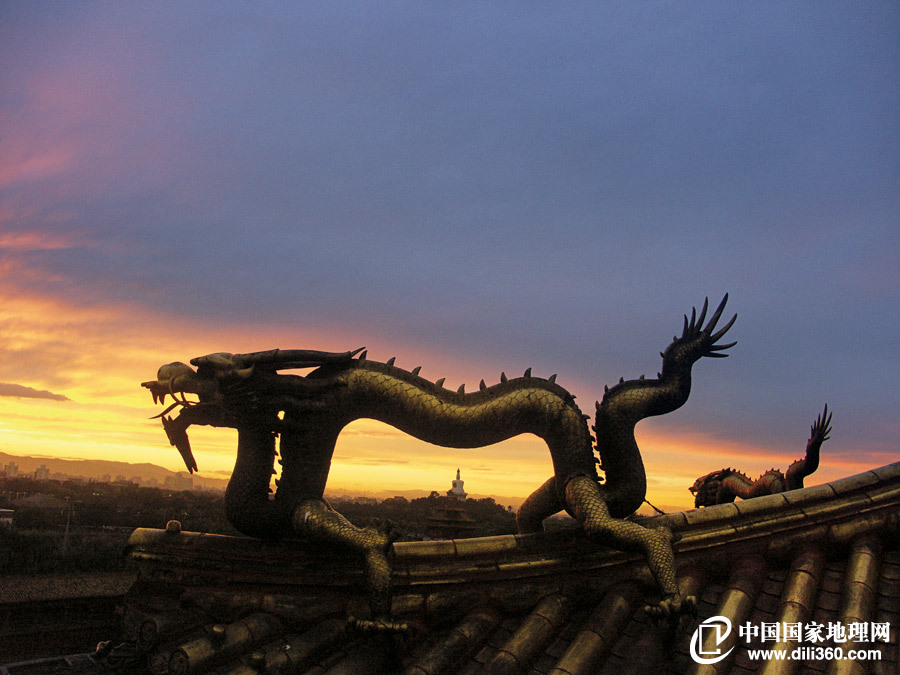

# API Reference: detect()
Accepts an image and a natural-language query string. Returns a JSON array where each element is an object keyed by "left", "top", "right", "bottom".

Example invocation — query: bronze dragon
[
  {"left": 142, "top": 295, "right": 736, "bottom": 629},
  {"left": 689, "top": 404, "right": 832, "bottom": 508}
]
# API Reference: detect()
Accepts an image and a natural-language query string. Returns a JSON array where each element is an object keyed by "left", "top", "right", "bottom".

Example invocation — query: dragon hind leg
[
  {"left": 565, "top": 475, "right": 694, "bottom": 621},
  {"left": 291, "top": 499, "right": 406, "bottom": 632}
]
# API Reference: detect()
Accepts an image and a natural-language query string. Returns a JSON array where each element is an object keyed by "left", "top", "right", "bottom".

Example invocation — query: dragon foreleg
[{"left": 223, "top": 426, "right": 283, "bottom": 538}]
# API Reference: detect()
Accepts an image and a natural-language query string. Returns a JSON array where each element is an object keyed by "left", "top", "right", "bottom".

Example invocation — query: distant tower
[
  {"left": 428, "top": 468, "right": 476, "bottom": 539},
  {"left": 447, "top": 468, "right": 468, "bottom": 501}
]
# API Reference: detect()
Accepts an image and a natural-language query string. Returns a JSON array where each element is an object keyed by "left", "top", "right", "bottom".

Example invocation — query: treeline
[
  {"left": 0, "top": 528, "right": 129, "bottom": 574},
  {"left": 0, "top": 476, "right": 238, "bottom": 534},
  {"left": 0, "top": 476, "right": 240, "bottom": 574},
  {"left": 333, "top": 492, "right": 517, "bottom": 539},
  {"left": 0, "top": 478, "right": 517, "bottom": 574}
]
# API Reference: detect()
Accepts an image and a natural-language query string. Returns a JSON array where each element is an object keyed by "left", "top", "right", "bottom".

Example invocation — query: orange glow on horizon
[
  {"left": 0, "top": 282, "right": 893, "bottom": 513},
  {"left": 634, "top": 426, "right": 891, "bottom": 510}
]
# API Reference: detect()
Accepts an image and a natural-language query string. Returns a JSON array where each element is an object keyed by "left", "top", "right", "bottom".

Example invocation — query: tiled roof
[
  {"left": 0, "top": 571, "right": 135, "bottom": 605},
  {"left": 2, "top": 463, "right": 898, "bottom": 674}
]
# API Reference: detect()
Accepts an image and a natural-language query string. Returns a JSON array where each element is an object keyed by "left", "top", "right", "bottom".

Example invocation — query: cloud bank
[{"left": 0, "top": 382, "right": 69, "bottom": 401}]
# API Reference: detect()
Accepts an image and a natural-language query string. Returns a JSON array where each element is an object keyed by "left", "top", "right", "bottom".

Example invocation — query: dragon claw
[
  {"left": 644, "top": 594, "right": 697, "bottom": 624},
  {"left": 365, "top": 518, "right": 402, "bottom": 550},
  {"left": 347, "top": 616, "right": 409, "bottom": 634}
]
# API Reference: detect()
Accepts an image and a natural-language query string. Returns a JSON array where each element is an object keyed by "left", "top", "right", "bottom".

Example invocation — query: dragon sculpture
[
  {"left": 689, "top": 405, "right": 832, "bottom": 507},
  {"left": 142, "top": 295, "right": 736, "bottom": 630}
]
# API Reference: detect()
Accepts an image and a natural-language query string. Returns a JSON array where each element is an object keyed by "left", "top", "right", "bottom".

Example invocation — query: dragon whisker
[{"left": 150, "top": 401, "right": 182, "bottom": 419}]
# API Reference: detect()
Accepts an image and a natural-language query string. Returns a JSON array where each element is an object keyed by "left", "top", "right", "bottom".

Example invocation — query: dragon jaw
[
  {"left": 142, "top": 362, "right": 219, "bottom": 474},
  {"left": 141, "top": 362, "right": 218, "bottom": 405}
]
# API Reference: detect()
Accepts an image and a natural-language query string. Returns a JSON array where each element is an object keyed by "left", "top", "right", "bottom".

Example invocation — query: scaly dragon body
[
  {"left": 143, "top": 295, "right": 736, "bottom": 627},
  {"left": 689, "top": 405, "right": 832, "bottom": 507},
  {"left": 216, "top": 360, "right": 596, "bottom": 539}
]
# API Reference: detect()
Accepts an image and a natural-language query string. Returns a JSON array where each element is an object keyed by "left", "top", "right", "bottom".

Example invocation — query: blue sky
[{"left": 0, "top": 2, "right": 897, "bottom": 504}]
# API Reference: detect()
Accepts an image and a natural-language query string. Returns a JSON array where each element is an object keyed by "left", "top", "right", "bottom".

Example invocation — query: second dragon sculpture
[
  {"left": 142, "top": 295, "right": 736, "bottom": 629},
  {"left": 689, "top": 404, "right": 832, "bottom": 507}
]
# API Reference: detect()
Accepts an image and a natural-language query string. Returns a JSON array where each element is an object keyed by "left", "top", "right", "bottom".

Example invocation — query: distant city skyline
[
  {"left": 0, "top": 451, "right": 217, "bottom": 491},
  {"left": 0, "top": 450, "right": 542, "bottom": 507}
]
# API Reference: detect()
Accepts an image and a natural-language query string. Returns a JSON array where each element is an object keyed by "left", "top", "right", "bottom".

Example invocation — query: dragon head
[
  {"left": 688, "top": 468, "right": 734, "bottom": 508},
  {"left": 143, "top": 348, "right": 360, "bottom": 474},
  {"left": 141, "top": 360, "right": 233, "bottom": 475},
  {"left": 142, "top": 362, "right": 218, "bottom": 404}
]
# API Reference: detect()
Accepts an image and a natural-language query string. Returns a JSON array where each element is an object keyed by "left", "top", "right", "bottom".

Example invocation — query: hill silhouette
[{"left": 0, "top": 451, "right": 228, "bottom": 490}]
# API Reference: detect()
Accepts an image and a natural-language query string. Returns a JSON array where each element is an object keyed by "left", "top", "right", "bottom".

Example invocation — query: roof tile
[{"left": 3, "top": 462, "right": 899, "bottom": 673}]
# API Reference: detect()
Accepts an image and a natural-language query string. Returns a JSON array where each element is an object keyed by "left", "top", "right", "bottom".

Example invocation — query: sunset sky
[{"left": 0, "top": 3, "right": 897, "bottom": 510}]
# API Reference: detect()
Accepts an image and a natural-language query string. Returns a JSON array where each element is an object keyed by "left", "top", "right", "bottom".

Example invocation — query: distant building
[
  {"left": 447, "top": 468, "right": 468, "bottom": 501},
  {"left": 3, "top": 462, "right": 18, "bottom": 477},
  {"left": 164, "top": 472, "right": 193, "bottom": 491},
  {"left": 426, "top": 500, "right": 477, "bottom": 540},
  {"left": 428, "top": 468, "right": 476, "bottom": 539},
  {"left": 0, "top": 509, "right": 13, "bottom": 528},
  {"left": 33, "top": 465, "right": 50, "bottom": 481}
]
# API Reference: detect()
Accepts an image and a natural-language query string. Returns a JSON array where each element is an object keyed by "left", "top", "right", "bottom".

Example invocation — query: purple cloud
[{"left": 0, "top": 382, "right": 69, "bottom": 401}]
